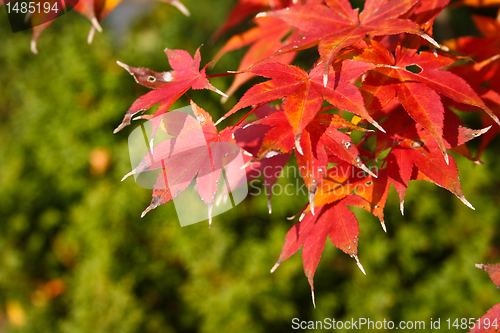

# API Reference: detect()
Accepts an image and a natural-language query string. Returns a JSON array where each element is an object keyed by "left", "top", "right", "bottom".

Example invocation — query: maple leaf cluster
[{"left": 114, "top": 0, "right": 500, "bottom": 306}]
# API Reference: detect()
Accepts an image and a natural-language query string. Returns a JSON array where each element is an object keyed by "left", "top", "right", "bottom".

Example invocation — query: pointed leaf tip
[
  {"left": 31, "top": 40, "right": 38, "bottom": 54},
  {"left": 311, "top": 289, "right": 316, "bottom": 308},
  {"left": 459, "top": 195, "right": 475, "bottom": 210},
  {"left": 113, "top": 123, "right": 126, "bottom": 134},
  {"left": 214, "top": 116, "right": 225, "bottom": 126},
  {"left": 141, "top": 205, "right": 154, "bottom": 218},
  {"left": 381, "top": 220, "right": 387, "bottom": 233},
  {"left": 371, "top": 120, "right": 386, "bottom": 133},
  {"left": 440, "top": 45, "right": 450, "bottom": 52},
  {"left": 445, "top": 152, "right": 449, "bottom": 165},
  {"left": 90, "top": 17, "right": 103, "bottom": 32},
  {"left": 420, "top": 32, "right": 439, "bottom": 48},
  {"left": 116, "top": 61, "right": 129, "bottom": 70},
  {"left": 240, "top": 159, "right": 253, "bottom": 170},
  {"left": 165, "top": 0, "right": 190, "bottom": 16},
  {"left": 491, "top": 113, "right": 500, "bottom": 127},
  {"left": 87, "top": 26, "right": 96, "bottom": 44},
  {"left": 214, "top": 87, "right": 228, "bottom": 98},
  {"left": 270, "top": 262, "right": 280, "bottom": 273},
  {"left": 354, "top": 255, "right": 366, "bottom": 275},
  {"left": 267, "top": 197, "right": 272, "bottom": 214},
  {"left": 295, "top": 138, "right": 304, "bottom": 155},
  {"left": 309, "top": 191, "right": 316, "bottom": 216},
  {"left": 400, "top": 199, "right": 405, "bottom": 216},
  {"left": 360, "top": 164, "right": 377, "bottom": 178},
  {"left": 121, "top": 171, "right": 134, "bottom": 182},
  {"left": 477, "top": 125, "right": 492, "bottom": 136},
  {"left": 208, "top": 204, "right": 213, "bottom": 227}
]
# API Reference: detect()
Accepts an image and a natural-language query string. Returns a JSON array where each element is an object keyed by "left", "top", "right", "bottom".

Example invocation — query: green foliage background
[{"left": 1, "top": 1, "right": 500, "bottom": 332}]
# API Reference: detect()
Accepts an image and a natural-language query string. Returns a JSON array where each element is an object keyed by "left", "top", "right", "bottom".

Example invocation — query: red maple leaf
[
  {"left": 446, "top": 16, "right": 500, "bottom": 92},
  {"left": 444, "top": 14, "right": 500, "bottom": 159},
  {"left": 445, "top": 14, "right": 500, "bottom": 94},
  {"left": 210, "top": 0, "right": 324, "bottom": 41},
  {"left": 271, "top": 199, "right": 364, "bottom": 307},
  {"left": 380, "top": 108, "right": 484, "bottom": 213},
  {"left": 213, "top": 16, "right": 297, "bottom": 100},
  {"left": 217, "top": 60, "right": 382, "bottom": 143},
  {"left": 271, "top": 153, "right": 395, "bottom": 305},
  {"left": 209, "top": 0, "right": 293, "bottom": 41},
  {"left": 122, "top": 101, "right": 240, "bottom": 226},
  {"left": 114, "top": 47, "right": 226, "bottom": 133},
  {"left": 407, "top": 0, "right": 451, "bottom": 27},
  {"left": 261, "top": 0, "right": 439, "bottom": 84}
]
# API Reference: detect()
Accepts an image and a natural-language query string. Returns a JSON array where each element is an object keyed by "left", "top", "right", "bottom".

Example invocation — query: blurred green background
[{"left": 1, "top": 1, "right": 500, "bottom": 332}]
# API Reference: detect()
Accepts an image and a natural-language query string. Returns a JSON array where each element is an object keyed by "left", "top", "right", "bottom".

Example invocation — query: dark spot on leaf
[
  {"left": 405, "top": 64, "right": 423, "bottom": 74},
  {"left": 411, "top": 140, "right": 424, "bottom": 148}
]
